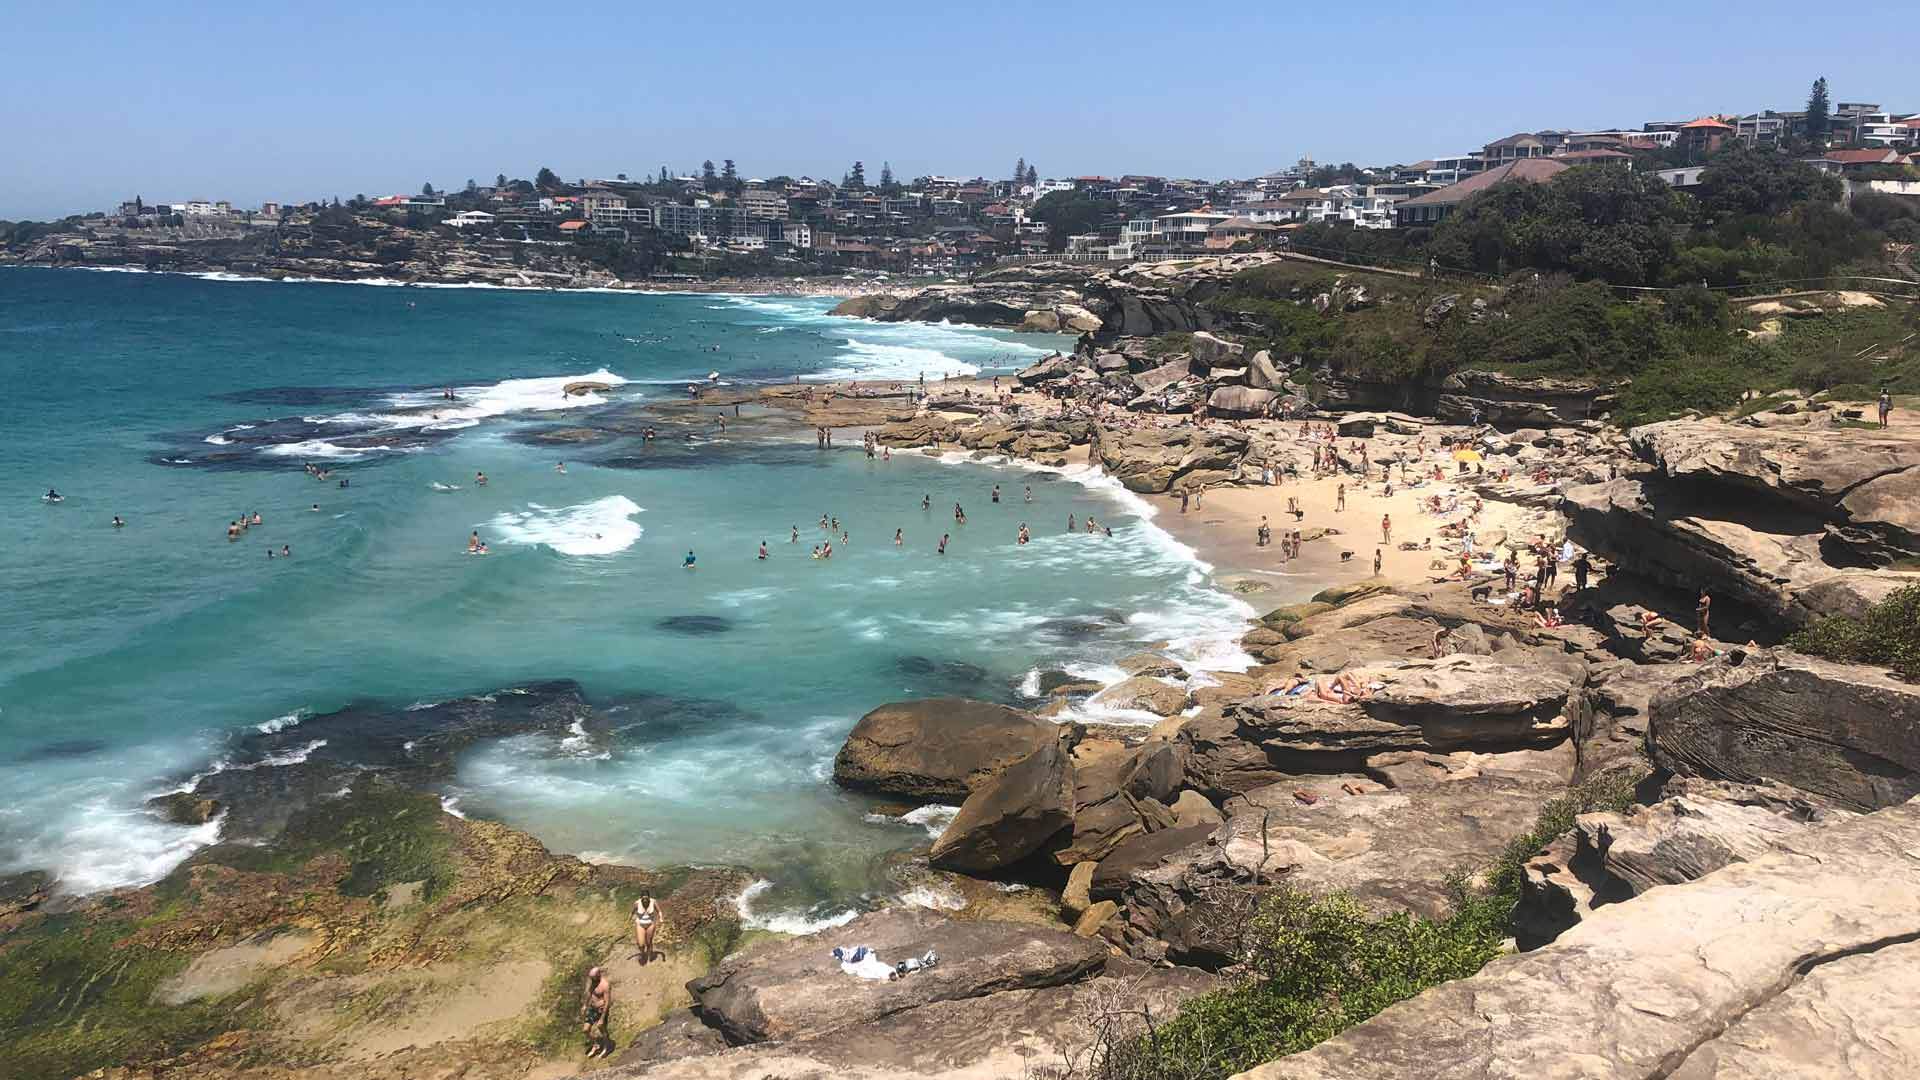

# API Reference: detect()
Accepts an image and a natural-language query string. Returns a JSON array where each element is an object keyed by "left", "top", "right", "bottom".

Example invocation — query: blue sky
[{"left": 2, "top": 0, "right": 1913, "bottom": 219}]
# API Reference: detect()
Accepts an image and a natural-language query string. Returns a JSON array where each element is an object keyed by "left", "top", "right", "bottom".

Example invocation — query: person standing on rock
[
  {"left": 1880, "top": 390, "right": 1893, "bottom": 428},
  {"left": 633, "top": 895, "right": 662, "bottom": 965},
  {"left": 1697, "top": 589, "right": 1712, "bottom": 637},
  {"left": 1573, "top": 552, "right": 1592, "bottom": 591},
  {"left": 580, "top": 966, "right": 613, "bottom": 1058}
]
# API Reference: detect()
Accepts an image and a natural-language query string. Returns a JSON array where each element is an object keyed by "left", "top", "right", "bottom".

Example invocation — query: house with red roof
[{"left": 1678, "top": 117, "right": 1735, "bottom": 157}]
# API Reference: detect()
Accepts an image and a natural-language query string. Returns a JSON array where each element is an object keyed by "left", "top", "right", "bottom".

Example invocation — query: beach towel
[{"left": 830, "top": 945, "right": 896, "bottom": 981}]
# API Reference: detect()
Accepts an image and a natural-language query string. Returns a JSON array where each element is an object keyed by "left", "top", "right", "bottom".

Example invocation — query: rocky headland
[{"left": 10, "top": 258, "right": 1919, "bottom": 1080}]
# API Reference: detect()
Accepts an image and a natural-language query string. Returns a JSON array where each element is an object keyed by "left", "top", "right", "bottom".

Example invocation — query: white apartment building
[
  {"left": 737, "top": 188, "right": 789, "bottom": 219},
  {"left": 782, "top": 223, "right": 813, "bottom": 249}
]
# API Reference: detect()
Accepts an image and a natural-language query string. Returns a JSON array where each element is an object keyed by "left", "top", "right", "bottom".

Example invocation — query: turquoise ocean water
[{"left": 0, "top": 267, "right": 1252, "bottom": 927}]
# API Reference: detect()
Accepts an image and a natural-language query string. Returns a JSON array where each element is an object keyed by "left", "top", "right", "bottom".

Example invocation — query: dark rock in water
[
  {"left": 657, "top": 615, "right": 734, "bottom": 636},
  {"left": 600, "top": 693, "right": 760, "bottom": 741},
  {"left": 1037, "top": 618, "right": 1112, "bottom": 641},
  {"left": 174, "top": 680, "right": 602, "bottom": 842},
  {"left": 13, "top": 738, "right": 108, "bottom": 762},
  {"left": 893, "top": 655, "right": 996, "bottom": 698},
  {"left": 148, "top": 792, "right": 222, "bottom": 825},
  {"left": 0, "top": 870, "right": 52, "bottom": 923},
  {"left": 1035, "top": 669, "right": 1096, "bottom": 695}
]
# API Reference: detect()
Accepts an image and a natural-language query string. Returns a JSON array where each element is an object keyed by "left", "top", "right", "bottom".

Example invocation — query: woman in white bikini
[{"left": 633, "top": 895, "right": 661, "bottom": 965}]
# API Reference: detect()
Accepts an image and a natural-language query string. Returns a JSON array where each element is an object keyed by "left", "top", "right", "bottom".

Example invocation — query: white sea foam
[
  {"left": 898, "top": 884, "right": 967, "bottom": 911},
  {"left": 439, "top": 796, "right": 467, "bottom": 819},
  {"left": 203, "top": 434, "right": 231, "bottom": 445},
  {"left": 482, "top": 495, "right": 644, "bottom": 556},
  {"left": 256, "top": 708, "right": 307, "bottom": 734},
  {"left": 732, "top": 879, "right": 859, "bottom": 936},
  {"left": 38, "top": 797, "right": 226, "bottom": 894},
  {"left": 900, "top": 804, "right": 960, "bottom": 838}
]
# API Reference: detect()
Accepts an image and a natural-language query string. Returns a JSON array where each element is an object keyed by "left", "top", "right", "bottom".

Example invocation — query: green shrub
[{"left": 1787, "top": 584, "right": 1920, "bottom": 679}]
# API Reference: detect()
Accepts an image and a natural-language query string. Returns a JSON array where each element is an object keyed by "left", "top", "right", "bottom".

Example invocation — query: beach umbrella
[{"left": 1453, "top": 448, "right": 1483, "bottom": 463}]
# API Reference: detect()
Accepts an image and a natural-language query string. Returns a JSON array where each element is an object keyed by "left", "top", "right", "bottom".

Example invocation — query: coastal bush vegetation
[
  {"left": 1095, "top": 769, "right": 1641, "bottom": 1080},
  {"left": 1787, "top": 584, "right": 1920, "bottom": 679}
]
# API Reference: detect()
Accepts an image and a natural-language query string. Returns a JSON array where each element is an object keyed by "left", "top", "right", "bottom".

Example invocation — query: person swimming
[
  {"left": 250, "top": 512, "right": 262, "bottom": 526},
  {"left": 937, "top": 533, "right": 949, "bottom": 555},
  {"left": 921, "top": 494, "right": 931, "bottom": 511},
  {"left": 683, "top": 550, "right": 697, "bottom": 569},
  {"left": 111, "top": 515, "right": 125, "bottom": 528},
  {"left": 790, "top": 525, "right": 799, "bottom": 543},
  {"left": 475, "top": 471, "right": 488, "bottom": 486},
  {"left": 555, "top": 462, "right": 567, "bottom": 473},
  {"left": 894, "top": 528, "right": 903, "bottom": 545},
  {"left": 281, "top": 544, "right": 290, "bottom": 558},
  {"left": 468, "top": 531, "right": 481, "bottom": 553},
  {"left": 310, "top": 504, "right": 320, "bottom": 512},
  {"left": 44, "top": 489, "right": 62, "bottom": 502},
  {"left": 758, "top": 541, "right": 768, "bottom": 560}
]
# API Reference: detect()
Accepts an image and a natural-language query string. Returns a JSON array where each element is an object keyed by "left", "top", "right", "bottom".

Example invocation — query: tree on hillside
[
  {"left": 535, "top": 167, "right": 562, "bottom": 193},
  {"left": 1025, "top": 164, "right": 1038, "bottom": 187},
  {"left": 1805, "top": 77, "right": 1831, "bottom": 148},
  {"left": 658, "top": 166, "right": 670, "bottom": 184},
  {"left": 465, "top": 178, "right": 478, "bottom": 193},
  {"left": 1014, "top": 156, "right": 1027, "bottom": 185},
  {"left": 1030, "top": 190, "right": 1106, "bottom": 252},
  {"left": 701, "top": 160, "right": 718, "bottom": 190},
  {"left": 496, "top": 173, "right": 508, "bottom": 189},
  {"left": 1427, "top": 164, "right": 1690, "bottom": 285},
  {"left": 879, "top": 162, "right": 898, "bottom": 194},
  {"left": 421, "top": 182, "right": 435, "bottom": 196},
  {"left": 1696, "top": 143, "right": 1842, "bottom": 218},
  {"left": 721, "top": 159, "right": 739, "bottom": 194},
  {"left": 846, "top": 161, "right": 867, "bottom": 190}
]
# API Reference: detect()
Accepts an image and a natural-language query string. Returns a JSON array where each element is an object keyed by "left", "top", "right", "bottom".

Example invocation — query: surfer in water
[
  {"left": 44, "top": 489, "right": 62, "bottom": 502},
  {"left": 758, "top": 541, "right": 768, "bottom": 560},
  {"left": 111, "top": 515, "right": 125, "bottom": 527},
  {"left": 468, "top": 531, "right": 481, "bottom": 553},
  {"left": 683, "top": 550, "right": 697, "bottom": 569}
]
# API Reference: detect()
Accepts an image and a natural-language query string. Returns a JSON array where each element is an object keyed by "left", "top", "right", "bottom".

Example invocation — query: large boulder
[
  {"left": 1207, "top": 653, "right": 1587, "bottom": 777},
  {"left": 1234, "top": 798, "right": 1920, "bottom": 1080},
  {"left": 1247, "top": 349, "right": 1288, "bottom": 391},
  {"left": 1649, "top": 649, "right": 1920, "bottom": 812},
  {"left": 1565, "top": 420, "right": 1920, "bottom": 634},
  {"left": 643, "top": 960, "right": 1218, "bottom": 1078},
  {"left": 687, "top": 908, "right": 1106, "bottom": 1044},
  {"left": 1632, "top": 418, "right": 1920, "bottom": 546},
  {"left": 929, "top": 737, "right": 1074, "bottom": 873},
  {"left": 1015, "top": 353, "right": 1077, "bottom": 386},
  {"left": 1091, "top": 422, "right": 1249, "bottom": 494},
  {"left": 1517, "top": 777, "right": 1846, "bottom": 947},
  {"left": 1188, "top": 331, "right": 1245, "bottom": 368},
  {"left": 1207, "top": 386, "right": 1282, "bottom": 419},
  {"left": 832, "top": 699, "right": 1060, "bottom": 801}
]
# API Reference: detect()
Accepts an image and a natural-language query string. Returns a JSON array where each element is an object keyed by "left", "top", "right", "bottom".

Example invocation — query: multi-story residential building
[
  {"left": 655, "top": 203, "right": 784, "bottom": 244},
  {"left": 1736, "top": 111, "right": 1803, "bottom": 146},
  {"left": 588, "top": 204, "right": 653, "bottom": 228},
  {"left": 1655, "top": 166, "right": 1707, "bottom": 189},
  {"left": 736, "top": 188, "right": 789, "bottom": 219},
  {"left": 1677, "top": 117, "right": 1735, "bottom": 157},
  {"left": 782, "top": 223, "right": 812, "bottom": 249},
  {"left": 1481, "top": 132, "right": 1563, "bottom": 165},
  {"left": 447, "top": 210, "right": 496, "bottom": 228},
  {"left": 259, "top": 202, "right": 282, "bottom": 217},
  {"left": 1419, "top": 154, "right": 1489, "bottom": 185},
  {"left": 578, "top": 190, "right": 626, "bottom": 219}
]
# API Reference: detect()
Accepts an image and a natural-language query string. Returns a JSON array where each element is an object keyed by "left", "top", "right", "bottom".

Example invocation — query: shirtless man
[
  {"left": 475, "top": 471, "right": 488, "bottom": 486},
  {"left": 580, "top": 967, "right": 613, "bottom": 1058},
  {"left": 757, "top": 541, "right": 768, "bottom": 560},
  {"left": 469, "top": 531, "right": 481, "bottom": 553}
]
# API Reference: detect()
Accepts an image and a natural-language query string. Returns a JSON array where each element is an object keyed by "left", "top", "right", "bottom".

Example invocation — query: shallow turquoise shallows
[{"left": 0, "top": 267, "right": 1251, "bottom": 928}]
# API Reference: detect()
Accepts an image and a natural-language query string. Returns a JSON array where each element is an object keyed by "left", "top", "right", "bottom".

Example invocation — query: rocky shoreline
[{"left": 9, "top": 266, "right": 1920, "bottom": 1079}]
